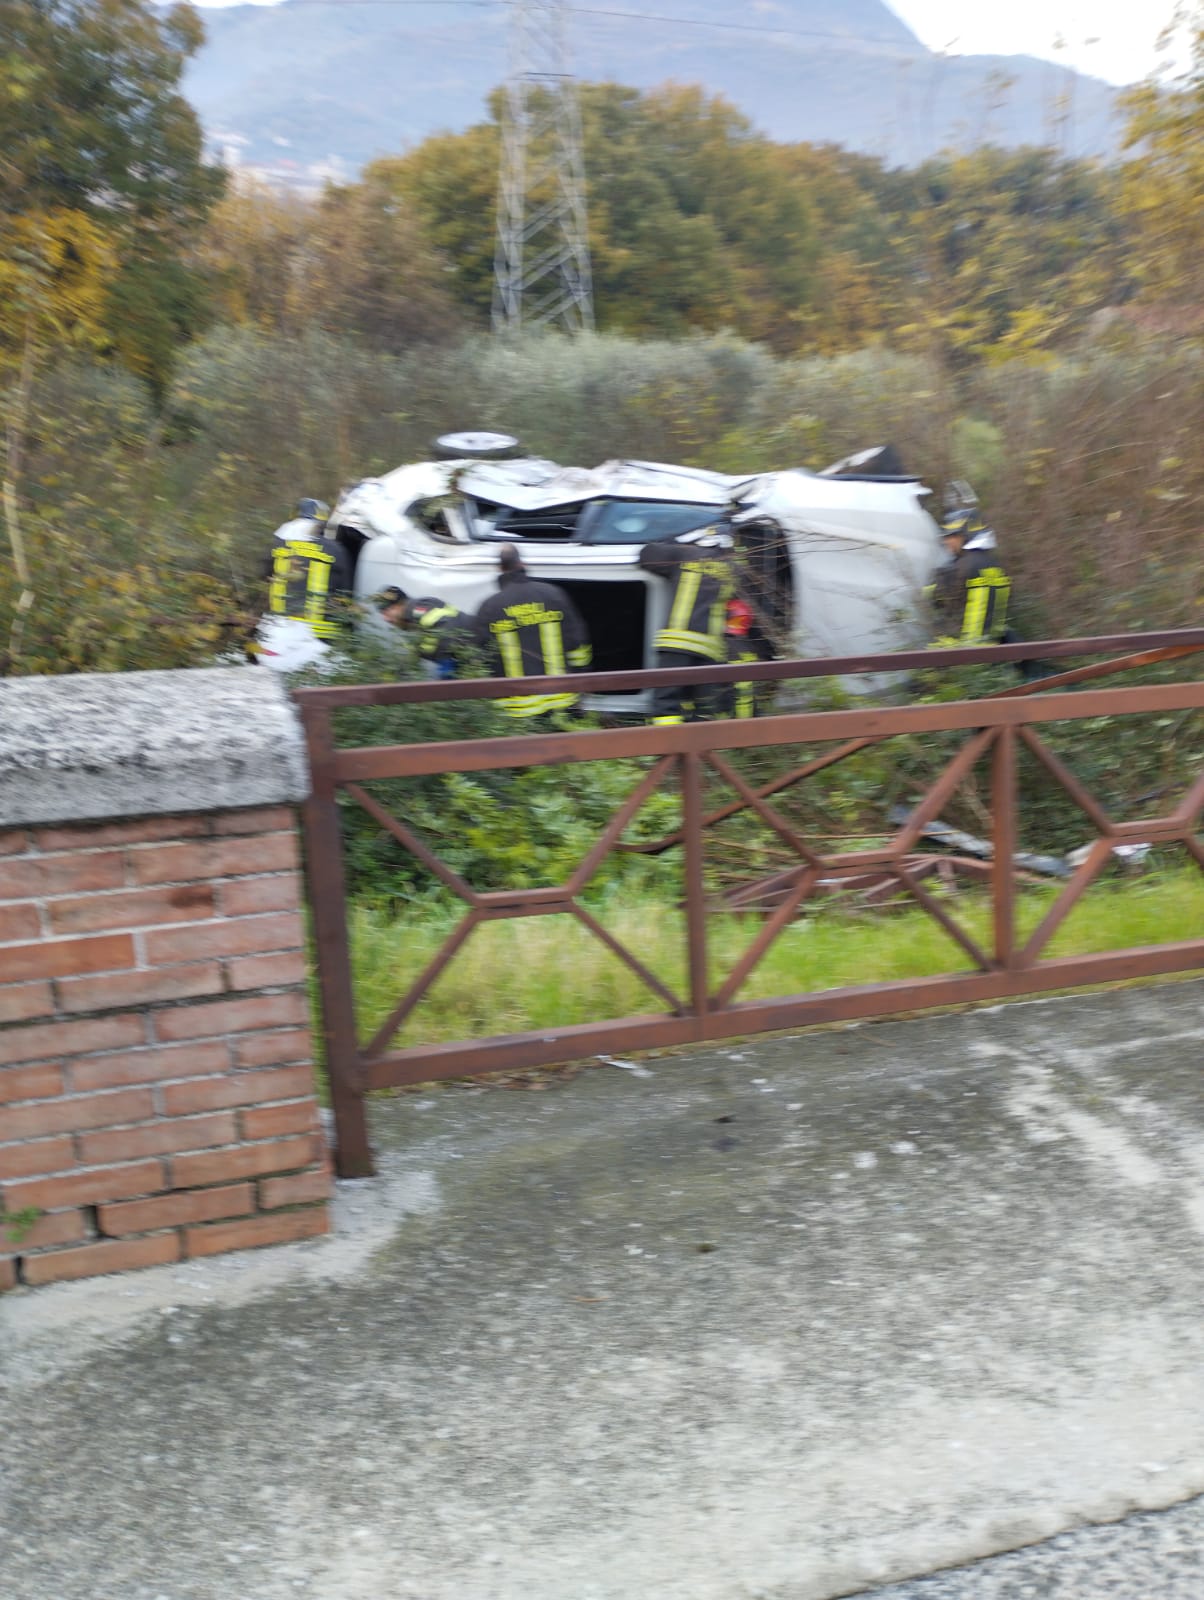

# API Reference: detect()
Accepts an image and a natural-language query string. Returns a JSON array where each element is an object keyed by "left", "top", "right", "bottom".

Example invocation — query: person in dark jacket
[
  {"left": 638, "top": 525, "right": 737, "bottom": 724},
  {"left": 930, "top": 507, "right": 1012, "bottom": 645},
  {"left": 473, "top": 545, "right": 593, "bottom": 717},
  {"left": 378, "top": 588, "right": 475, "bottom": 679}
]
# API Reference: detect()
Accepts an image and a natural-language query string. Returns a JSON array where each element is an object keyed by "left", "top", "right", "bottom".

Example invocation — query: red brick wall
[{"left": 0, "top": 806, "right": 331, "bottom": 1289}]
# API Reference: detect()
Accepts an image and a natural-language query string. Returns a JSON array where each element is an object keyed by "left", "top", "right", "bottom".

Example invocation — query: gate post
[
  {"left": 299, "top": 703, "right": 375, "bottom": 1177},
  {"left": 992, "top": 726, "right": 1017, "bottom": 971},
  {"left": 681, "top": 751, "right": 710, "bottom": 1033}
]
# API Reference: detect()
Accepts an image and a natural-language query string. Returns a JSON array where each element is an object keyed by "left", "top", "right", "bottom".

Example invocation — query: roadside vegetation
[{"left": 345, "top": 866, "right": 1204, "bottom": 1048}]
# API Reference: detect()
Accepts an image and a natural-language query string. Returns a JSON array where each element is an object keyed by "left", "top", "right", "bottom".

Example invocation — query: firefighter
[
  {"left": 264, "top": 499, "right": 353, "bottom": 641},
  {"left": 473, "top": 544, "right": 593, "bottom": 717},
  {"left": 930, "top": 503, "right": 1012, "bottom": 646},
  {"left": 638, "top": 525, "right": 736, "bottom": 725},
  {"left": 382, "top": 591, "right": 475, "bottom": 680},
  {"left": 724, "top": 594, "right": 769, "bottom": 719}
]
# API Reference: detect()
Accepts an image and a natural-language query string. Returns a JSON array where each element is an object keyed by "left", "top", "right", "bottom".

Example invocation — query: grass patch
[{"left": 346, "top": 865, "right": 1204, "bottom": 1049}]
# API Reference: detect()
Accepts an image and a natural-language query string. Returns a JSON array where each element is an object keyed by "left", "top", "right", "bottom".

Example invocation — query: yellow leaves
[{"left": 0, "top": 208, "right": 117, "bottom": 362}]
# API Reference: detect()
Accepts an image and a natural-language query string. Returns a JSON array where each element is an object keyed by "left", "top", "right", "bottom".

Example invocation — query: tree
[
  {"left": 0, "top": 0, "right": 224, "bottom": 390},
  {"left": 1, "top": 0, "right": 221, "bottom": 659},
  {"left": 883, "top": 147, "right": 1128, "bottom": 365},
  {"left": 1119, "top": 5, "right": 1204, "bottom": 318},
  {"left": 370, "top": 83, "right": 823, "bottom": 350}
]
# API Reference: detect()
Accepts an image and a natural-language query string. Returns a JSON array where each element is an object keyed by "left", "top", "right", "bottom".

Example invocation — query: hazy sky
[
  {"left": 887, "top": 1, "right": 1185, "bottom": 84},
  {"left": 190, "top": 0, "right": 1190, "bottom": 88}
]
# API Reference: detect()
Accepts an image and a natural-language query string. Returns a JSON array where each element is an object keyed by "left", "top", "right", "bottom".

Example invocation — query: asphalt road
[{"left": 4, "top": 979, "right": 1204, "bottom": 1600}]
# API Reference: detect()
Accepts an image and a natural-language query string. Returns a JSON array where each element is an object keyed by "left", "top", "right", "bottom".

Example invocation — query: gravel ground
[{"left": 855, "top": 1495, "right": 1204, "bottom": 1598}]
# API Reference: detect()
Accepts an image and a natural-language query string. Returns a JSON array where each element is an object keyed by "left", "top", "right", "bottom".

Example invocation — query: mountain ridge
[{"left": 182, "top": 0, "right": 1120, "bottom": 180}]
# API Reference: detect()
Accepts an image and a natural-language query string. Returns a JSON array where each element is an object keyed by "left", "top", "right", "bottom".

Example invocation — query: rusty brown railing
[{"left": 294, "top": 631, "right": 1204, "bottom": 1176}]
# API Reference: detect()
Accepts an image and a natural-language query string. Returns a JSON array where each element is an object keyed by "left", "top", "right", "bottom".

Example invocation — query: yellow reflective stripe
[
  {"left": 734, "top": 652, "right": 757, "bottom": 718},
  {"left": 498, "top": 629, "right": 525, "bottom": 679},
  {"left": 961, "top": 581, "right": 990, "bottom": 643},
  {"left": 305, "top": 555, "right": 333, "bottom": 626},
  {"left": 654, "top": 628, "right": 726, "bottom": 663},
  {"left": 268, "top": 548, "right": 292, "bottom": 615},
  {"left": 420, "top": 607, "right": 458, "bottom": 630},
  {"left": 652, "top": 714, "right": 684, "bottom": 725},
  {"left": 668, "top": 567, "right": 702, "bottom": 634},
  {"left": 567, "top": 643, "right": 592, "bottom": 668},
  {"left": 498, "top": 692, "right": 579, "bottom": 717},
  {"left": 540, "top": 618, "right": 567, "bottom": 676}
]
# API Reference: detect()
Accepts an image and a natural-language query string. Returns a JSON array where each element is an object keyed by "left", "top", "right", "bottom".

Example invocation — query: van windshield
[{"left": 580, "top": 500, "right": 722, "bottom": 545}]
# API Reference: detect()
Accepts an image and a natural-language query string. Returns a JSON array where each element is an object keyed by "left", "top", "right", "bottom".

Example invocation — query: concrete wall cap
[{"left": 0, "top": 668, "right": 311, "bottom": 828}]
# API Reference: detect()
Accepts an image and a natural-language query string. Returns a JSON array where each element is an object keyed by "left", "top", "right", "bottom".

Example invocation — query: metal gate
[{"left": 295, "top": 631, "right": 1204, "bottom": 1176}]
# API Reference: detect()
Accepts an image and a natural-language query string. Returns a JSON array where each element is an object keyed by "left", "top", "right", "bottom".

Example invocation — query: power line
[{"left": 244, "top": 0, "right": 920, "bottom": 52}]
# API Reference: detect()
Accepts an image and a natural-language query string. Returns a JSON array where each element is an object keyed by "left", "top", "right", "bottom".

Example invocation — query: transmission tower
[{"left": 493, "top": 0, "right": 594, "bottom": 335}]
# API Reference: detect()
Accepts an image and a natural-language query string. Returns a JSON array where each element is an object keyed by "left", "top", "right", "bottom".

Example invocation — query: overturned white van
[{"left": 269, "top": 437, "right": 945, "bottom": 708}]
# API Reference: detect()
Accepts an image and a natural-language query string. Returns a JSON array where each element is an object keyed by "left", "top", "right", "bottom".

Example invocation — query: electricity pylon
[{"left": 493, "top": 0, "right": 594, "bottom": 334}]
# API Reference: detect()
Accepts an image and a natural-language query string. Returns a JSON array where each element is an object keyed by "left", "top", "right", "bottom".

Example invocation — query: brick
[
  {"left": 2, "top": 1208, "right": 89, "bottom": 1252},
  {"left": 0, "top": 831, "right": 30, "bottom": 857},
  {"left": 48, "top": 883, "right": 216, "bottom": 937},
  {"left": 218, "top": 876, "right": 299, "bottom": 917},
  {"left": 226, "top": 950, "right": 307, "bottom": 992},
  {"left": 258, "top": 1164, "right": 333, "bottom": 1210},
  {"left": 0, "top": 1062, "right": 64, "bottom": 1104},
  {"left": 240, "top": 1107, "right": 320, "bottom": 1145},
  {"left": 130, "top": 832, "right": 299, "bottom": 887},
  {"left": 0, "top": 1013, "right": 145, "bottom": 1068},
  {"left": 0, "top": 980, "right": 54, "bottom": 1024},
  {"left": 2, "top": 1086, "right": 153, "bottom": 1141},
  {"left": 79, "top": 1110, "right": 237, "bottom": 1166},
  {"left": 3, "top": 1159, "right": 164, "bottom": 1212},
  {"left": 57, "top": 961, "right": 225, "bottom": 1016},
  {"left": 213, "top": 807, "right": 297, "bottom": 836},
  {"left": 99, "top": 1182, "right": 255, "bottom": 1236},
  {"left": 233, "top": 1029, "right": 313, "bottom": 1070},
  {"left": 154, "top": 990, "right": 307, "bottom": 1044},
  {"left": 0, "top": 1135, "right": 75, "bottom": 1181},
  {"left": 240, "top": 1100, "right": 320, "bottom": 1141},
  {"left": 70, "top": 1039, "right": 230, "bottom": 1093},
  {"left": 146, "top": 911, "right": 304, "bottom": 966},
  {"left": 0, "top": 904, "right": 42, "bottom": 943},
  {"left": 0, "top": 1257, "right": 15, "bottom": 1290},
  {"left": 36, "top": 815, "right": 210, "bottom": 851},
  {"left": 0, "top": 933, "right": 136, "bottom": 984},
  {"left": 0, "top": 851, "right": 125, "bottom": 902},
  {"left": 185, "top": 1205, "right": 329, "bottom": 1260},
  {"left": 161, "top": 1064, "right": 316, "bottom": 1117},
  {"left": 22, "top": 1230, "right": 180, "bottom": 1285},
  {"left": 172, "top": 1134, "right": 320, "bottom": 1190}
]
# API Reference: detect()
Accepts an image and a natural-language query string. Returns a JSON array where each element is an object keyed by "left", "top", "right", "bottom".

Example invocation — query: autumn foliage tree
[{"left": 1119, "top": 4, "right": 1204, "bottom": 321}]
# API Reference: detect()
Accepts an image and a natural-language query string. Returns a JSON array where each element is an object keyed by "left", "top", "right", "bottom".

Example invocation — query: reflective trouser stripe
[
  {"left": 652, "top": 715, "right": 684, "bottom": 725},
  {"left": 498, "top": 692, "right": 579, "bottom": 717}
]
